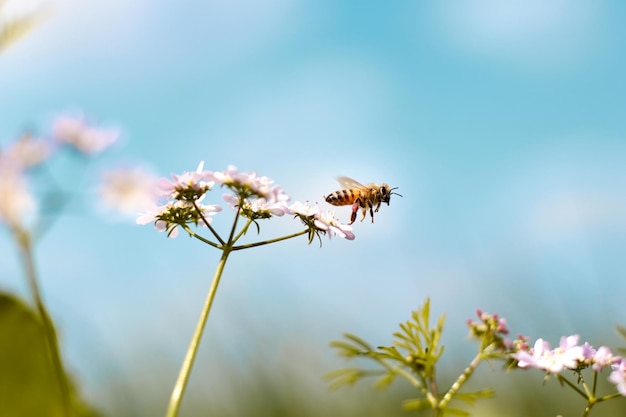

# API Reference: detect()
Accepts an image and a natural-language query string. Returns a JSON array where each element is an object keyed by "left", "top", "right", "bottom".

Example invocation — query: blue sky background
[{"left": 2, "top": 0, "right": 626, "bottom": 411}]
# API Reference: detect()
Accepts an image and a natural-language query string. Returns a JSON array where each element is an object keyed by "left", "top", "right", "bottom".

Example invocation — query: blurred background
[{"left": 1, "top": 0, "right": 626, "bottom": 415}]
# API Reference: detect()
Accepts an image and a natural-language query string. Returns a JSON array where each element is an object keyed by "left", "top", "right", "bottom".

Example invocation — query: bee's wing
[{"left": 336, "top": 176, "right": 368, "bottom": 190}]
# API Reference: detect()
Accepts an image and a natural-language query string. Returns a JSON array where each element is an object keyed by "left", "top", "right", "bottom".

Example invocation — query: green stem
[
  {"left": 232, "top": 229, "right": 309, "bottom": 251},
  {"left": 165, "top": 248, "right": 231, "bottom": 417},
  {"left": 557, "top": 374, "right": 588, "bottom": 399},
  {"left": 230, "top": 218, "right": 254, "bottom": 244},
  {"left": 227, "top": 204, "right": 242, "bottom": 243},
  {"left": 192, "top": 200, "right": 224, "bottom": 245},
  {"left": 439, "top": 346, "right": 491, "bottom": 410},
  {"left": 14, "top": 227, "right": 73, "bottom": 417},
  {"left": 182, "top": 225, "right": 221, "bottom": 249}
]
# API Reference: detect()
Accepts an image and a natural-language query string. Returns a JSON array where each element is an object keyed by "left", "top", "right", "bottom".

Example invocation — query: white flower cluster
[{"left": 137, "top": 162, "right": 355, "bottom": 241}]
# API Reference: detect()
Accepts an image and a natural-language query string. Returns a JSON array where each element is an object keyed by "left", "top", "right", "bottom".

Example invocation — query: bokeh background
[{"left": 1, "top": 0, "right": 626, "bottom": 415}]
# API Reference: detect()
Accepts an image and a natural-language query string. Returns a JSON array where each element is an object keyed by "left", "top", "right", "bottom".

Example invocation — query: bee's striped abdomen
[{"left": 325, "top": 189, "right": 359, "bottom": 206}]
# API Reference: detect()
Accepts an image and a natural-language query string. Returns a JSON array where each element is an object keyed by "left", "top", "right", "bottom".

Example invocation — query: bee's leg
[
  {"left": 369, "top": 206, "right": 375, "bottom": 223},
  {"left": 374, "top": 201, "right": 382, "bottom": 213},
  {"left": 349, "top": 202, "right": 359, "bottom": 225},
  {"left": 360, "top": 207, "right": 367, "bottom": 222}
]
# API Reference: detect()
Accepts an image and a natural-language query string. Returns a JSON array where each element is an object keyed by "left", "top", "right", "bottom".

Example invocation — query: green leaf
[
  {"left": 374, "top": 372, "right": 396, "bottom": 390},
  {"left": 376, "top": 345, "right": 406, "bottom": 362},
  {"left": 454, "top": 389, "right": 495, "bottom": 404},
  {"left": 402, "top": 397, "right": 432, "bottom": 411},
  {"left": 324, "top": 368, "right": 363, "bottom": 391},
  {"left": 0, "top": 292, "right": 99, "bottom": 417},
  {"left": 443, "top": 407, "right": 471, "bottom": 416}
]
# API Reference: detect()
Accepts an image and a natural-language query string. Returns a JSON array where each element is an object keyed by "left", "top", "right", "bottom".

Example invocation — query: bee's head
[{"left": 380, "top": 184, "right": 402, "bottom": 205}]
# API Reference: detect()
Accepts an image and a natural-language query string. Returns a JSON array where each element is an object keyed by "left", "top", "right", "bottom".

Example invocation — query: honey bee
[{"left": 324, "top": 176, "right": 402, "bottom": 225}]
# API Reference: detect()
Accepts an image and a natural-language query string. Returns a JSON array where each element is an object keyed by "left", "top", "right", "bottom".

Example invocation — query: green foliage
[
  {"left": 0, "top": 292, "right": 99, "bottom": 417},
  {"left": 327, "top": 299, "right": 506, "bottom": 416},
  {"left": 327, "top": 299, "right": 444, "bottom": 393}
]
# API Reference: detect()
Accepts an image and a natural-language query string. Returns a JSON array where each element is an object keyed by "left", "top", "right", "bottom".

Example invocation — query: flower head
[
  {"left": 288, "top": 201, "right": 355, "bottom": 242},
  {"left": 467, "top": 309, "right": 511, "bottom": 351},
  {"left": 99, "top": 166, "right": 159, "bottom": 217},
  {"left": 3, "top": 132, "right": 52, "bottom": 168},
  {"left": 158, "top": 161, "right": 215, "bottom": 202},
  {"left": 512, "top": 335, "right": 584, "bottom": 374},
  {"left": 52, "top": 115, "right": 119, "bottom": 154},
  {"left": 136, "top": 199, "right": 222, "bottom": 238},
  {"left": 511, "top": 335, "right": 623, "bottom": 378},
  {"left": 313, "top": 210, "right": 355, "bottom": 240},
  {"left": 0, "top": 154, "right": 36, "bottom": 228},
  {"left": 609, "top": 358, "right": 626, "bottom": 396},
  {"left": 212, "top": 165, "right": 276, "bottom": 199}
]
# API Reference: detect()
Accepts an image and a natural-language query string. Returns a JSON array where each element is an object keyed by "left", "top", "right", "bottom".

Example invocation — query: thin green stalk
[
  {"left": 557, "top": 373, "right": 588, "bottom": 399},
  {"left": 165, "top": 248, "right": 231, "bottom": 417},
  {"left": 182, "top": 225, "right": 221, "bottom": 249},
  {"left": 232, "top": 229, "right": 309, "bottom": 250},
  {"left": 192, "top": 200, "right": 224, "bottom": 245},
  {"left": 439, "top": 346, "right": 493, "bottom": 410},
  {"left": 14, "top": 227, "right": 73, "bottom": 417},
  {"left": 231, "top": 217, "right": 254, "bottom": 243}
]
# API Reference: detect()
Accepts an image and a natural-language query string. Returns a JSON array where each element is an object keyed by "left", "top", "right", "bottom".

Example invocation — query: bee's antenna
[{"left": 390, "top": 187, "right": 403, "bottom": 198}]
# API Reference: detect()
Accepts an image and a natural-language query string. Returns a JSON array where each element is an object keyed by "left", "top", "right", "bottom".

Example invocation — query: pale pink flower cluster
[
  {"left": 609, "top": 360, "right": 626, "bottom": 396},
  {"left": 3, "top": 133, "right": 52, "bottom": 168},
  {"left": 136, "top": 162, "right": 223, "bottom": 237},
  {"left": 212, "top": 165, "right": 276, "bottom": 198},
  {"left": 0, "top": 155, "right": 36, "bottom": 228},
  {"left": 512, "top": 334, "right": 625, "bottom": 395},
  {"left": 137, "top": 163, "right": 355, "bottom": 240},
  {"left": 288, "top": 201, "right": 355, "bottom": 240},
  {"left": 157, "top": 161, "right": 215, "bottom": 202},
  {"left": 136, "top": 199, "right": 222, "bottom": 238},
  {"left": 217, "top": 165, "right": 290, "bottom": 218},
  {"left": 0, "top": 113, "right": 120, "bottom": 228},
  {"left": 99, "top": 166, "right": 160, "bottom": 217},
  {"left": 52, "top": 115, "right": 119, "bottom": 154}
]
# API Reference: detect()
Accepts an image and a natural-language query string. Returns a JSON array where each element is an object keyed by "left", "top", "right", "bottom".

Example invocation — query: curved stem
[
  {"left": 231, "top": 218, "right": 254, "bottom": 244},
  {"left": 192, "top": 201, "right": 224, "bottom": 245},
  {"left": 556, "top": 374, "right": 588, "bottom": 399},
  {"left": 165, "top": 248, "right": 231, "bottom": 417},
  {"left": 227, "top": 204, "right": 242, "bottom": 243},
  {"left": 14, "top": 227, "right": 73, "bottom": 417},
  {"left": 232, "top": 229, "right": 309, "bottom": 251},
  {"left": 182, "top": 225, "right": 222, "bottom": 249}
]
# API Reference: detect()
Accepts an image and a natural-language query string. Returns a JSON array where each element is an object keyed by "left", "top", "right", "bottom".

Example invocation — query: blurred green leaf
[
  {"left": 454, "top": 389, "right": 495, "bottom": 404},
  {"left": 0, "top": 292, "right": 99, "bottom": 417},
  {"left": 402, "top": 397, "right": 431, "bottom": 411}
]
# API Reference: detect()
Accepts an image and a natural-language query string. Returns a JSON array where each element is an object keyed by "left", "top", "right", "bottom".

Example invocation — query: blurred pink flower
[
  {"left": 52, "top": 115, "right": 119, "bottom": 154},
  {"left": 99, "top": 166, "right": 159, "bottom": 217},
  {"left": 0, "top": 155, "right": 36, "bottom": 227}
]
